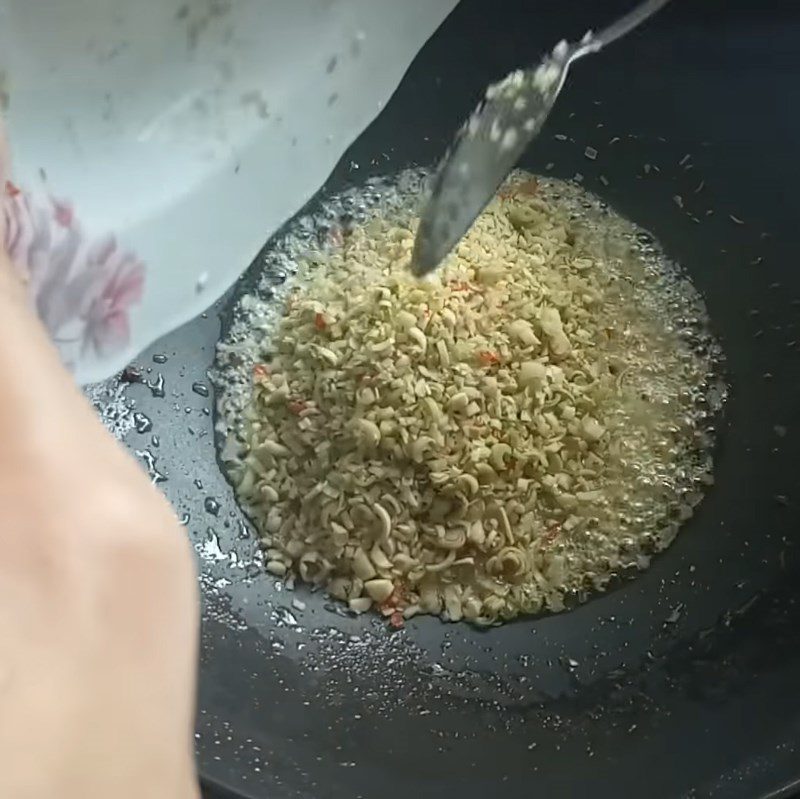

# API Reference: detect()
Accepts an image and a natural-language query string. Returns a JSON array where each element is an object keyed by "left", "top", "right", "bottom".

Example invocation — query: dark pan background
[{"left": 119, "top": 0, "right": 800, "bottom": 797}]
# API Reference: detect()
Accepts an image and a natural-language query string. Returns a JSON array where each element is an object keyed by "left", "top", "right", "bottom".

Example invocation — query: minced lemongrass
[{"left": 220, "top": 172, "right": 724, "bottom": 625}]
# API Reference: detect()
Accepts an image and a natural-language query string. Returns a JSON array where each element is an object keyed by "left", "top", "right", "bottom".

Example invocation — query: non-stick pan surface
[{"left": 109, "top": 1, "right": 800, "bottom": 796}]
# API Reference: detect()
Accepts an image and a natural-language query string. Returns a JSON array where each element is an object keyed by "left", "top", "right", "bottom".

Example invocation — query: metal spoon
[{"left": 410, "top": 0, "right": 671, "bottom": 276}]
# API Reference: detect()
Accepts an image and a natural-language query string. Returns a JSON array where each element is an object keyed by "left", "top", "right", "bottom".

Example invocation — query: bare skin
[{"left": 0, "top": 124, "right": 200, "bottom": 798}]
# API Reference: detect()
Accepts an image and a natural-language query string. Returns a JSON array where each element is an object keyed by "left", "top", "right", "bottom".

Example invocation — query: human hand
[{"left": 0, "top": 124, "right": 200, "bottom": 799}]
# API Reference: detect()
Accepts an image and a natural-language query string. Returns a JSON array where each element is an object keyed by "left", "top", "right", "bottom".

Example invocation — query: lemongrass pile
[{"left": 221, "top": 172, "right": 722, "bottom": 625}]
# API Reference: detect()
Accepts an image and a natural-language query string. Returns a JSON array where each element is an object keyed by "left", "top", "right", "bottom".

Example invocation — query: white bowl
[{"left": 0, "top": 0, "right": 455, "bottom": 383}]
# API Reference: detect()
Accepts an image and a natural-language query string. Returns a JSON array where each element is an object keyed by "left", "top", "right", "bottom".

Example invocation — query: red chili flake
[
  {"left": 288, "top": 400, "right": 307, "bottom": 415},
  {"left": 253, "top": 363, "right": 270, "bottom": 381},
  {"left": 379, "top": 584, "right": 407, "bottom": 614},
  {"left": 515, "top": 178, "right": 539, "bottom": 196},
  {"left": 389, "top": 611, "right": 405, "bottom": 629},
  {"left": 5, "top": 180, "right": 20, "bottom": 198},
  {"left": 477, "top": 350, "right": 501, "bottom": 366},
  {"left": 327, "top": 226, "right": 344, "bottom": 247},
  {"left": 120, "top": 366, "right": 142, "bottom": 384},
  {"left": 543, "top": 523, "right": 562, "bottom": 545},
  {"left": 314, "top": 312, "right": 327, "bottom": 331},
  {"left": 498, "top": 178, "right": 538, "bottom": 200}
]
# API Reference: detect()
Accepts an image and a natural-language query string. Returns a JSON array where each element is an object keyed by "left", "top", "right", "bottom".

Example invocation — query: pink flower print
[
  {"left": 2, "top": 178, "right": 147, "bottom": 363},
  {"left": 3, "top": 187, "right": 37, "bottom": 284},
  {"left": 82, "top": 238, "right": 145, "bottom": 357},
  {"left": 1, "top": 117, "right": 150, "bottom": 366},
  {"left": 51, "top": 197, "right": 75, "bottom": 229}
]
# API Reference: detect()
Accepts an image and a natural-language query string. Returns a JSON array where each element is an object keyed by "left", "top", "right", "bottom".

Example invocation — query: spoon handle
[{"left": 588, "top": 0, "right": 672, "bottom": 52}]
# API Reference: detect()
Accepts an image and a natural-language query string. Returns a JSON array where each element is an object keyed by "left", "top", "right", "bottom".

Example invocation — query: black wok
[{"left": 111, "top": 0, "right": 800, "bottom": 796}]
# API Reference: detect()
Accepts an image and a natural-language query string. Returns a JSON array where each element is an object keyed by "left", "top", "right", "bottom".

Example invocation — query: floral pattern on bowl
[{"left": 4, "top": 180, "right": 146, "bottom": 371}]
